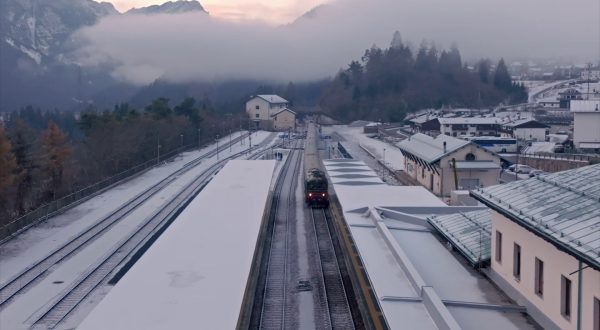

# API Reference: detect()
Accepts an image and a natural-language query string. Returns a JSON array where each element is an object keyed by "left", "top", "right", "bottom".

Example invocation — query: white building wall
[
  {"left": 491, "top": 212, "right": 600, "bottom": 330},
  {"left": 513, "top": 127, "right": 547, "bottom": 142},
  {"left": 272, "top": 111, "right": 295, "bottom": 131},
  {"left": 573, "top": 112, "right": 600, "bottom": 148},
  {"left": 438, "top": 145, "right": 501, "bottom": 196},
  {"left": 245, "top": 98, "right": 271, "bottom": 120}
]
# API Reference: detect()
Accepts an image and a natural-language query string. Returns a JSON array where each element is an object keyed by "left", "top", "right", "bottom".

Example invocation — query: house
[
  {"left": 397, "top": 133, "right": 502, "bottom": 196},
  {"left": 558, "top": 89, "right": 583, "bottom": 109},
  {"left": 570, "top": 100, "right": 600, "bottom": 151},
  {"left": 502, "top": 118, "right": 549, "bottom": 142},
  {"left": 471, "top": 165, "right": 600, "bottom": 330},
  {"left": 271, "top": 108, "right": 296, "bottom": 131},
  {"left": 437, "top": 117, "right": 502, "bottom": 137},
  {"left": 246, "top": 95, "right": 296, "bottom": 130}
]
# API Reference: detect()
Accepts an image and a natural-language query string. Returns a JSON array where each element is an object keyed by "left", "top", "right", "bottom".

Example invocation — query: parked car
[{"left": 507, "top": 164, "right": 535, "bottom": 174}]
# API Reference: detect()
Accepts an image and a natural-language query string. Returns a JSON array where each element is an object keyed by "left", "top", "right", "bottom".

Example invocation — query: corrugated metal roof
[
  {"left": 454, "top": 161, "right": 500, "bottom": 170},
  {"left": 570, "top": 100, "right": 600, "bottom": 113},
  {"left": 256, "top": 94, "right": 289, "bottom": 104},
  {"left": 471, "top": 164, "right": 600, "bottom": 271},
  {"left": 397, "top": 133, "right": 471, "bottom": 163},
  {"left": 428, "top": 210, "right": 492, "bottom": 265}
]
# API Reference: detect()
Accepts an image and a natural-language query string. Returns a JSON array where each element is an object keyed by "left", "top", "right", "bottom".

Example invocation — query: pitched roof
[
  {"left": 471, "top": 164, "right": 600, "bottom": 271},
  {"left": 570, "top": 100, "right": 600, "bottom": 113},
  {"left": 437, "top": 117, "right": 500, "bottom": 125},
  {"left": 255, "top": 94, "right": 288, "bottom": 104},
  {"left": 270, "top": 108, "right": 296, "bottom": 117},
  {"left": 503, "top": 118, "right": 549, "bottom": 129},
  {"left": 428, "top": 209, "right": 492, "bottom": 265},
  {"left": 396, "top": 133, "right": 471, "bottom": 163}
]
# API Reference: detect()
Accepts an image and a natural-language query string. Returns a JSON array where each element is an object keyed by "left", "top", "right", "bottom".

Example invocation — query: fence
[
  {"left": 520, "top": 152, "right": 599, "bottom": 163},
  {"left": 0, "top": 144, "right": 195, "bottom": 242}
]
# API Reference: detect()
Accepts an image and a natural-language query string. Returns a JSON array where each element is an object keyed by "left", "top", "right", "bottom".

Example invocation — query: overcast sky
[
  {"left": 103, "top": 0, "right": 328, "bottom": 23},
  {"left": 83, "top": 0, "right": 600, "bottom": 85}
]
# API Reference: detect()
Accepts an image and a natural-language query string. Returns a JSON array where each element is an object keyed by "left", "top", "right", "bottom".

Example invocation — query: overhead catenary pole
[{"left": 157, "top": 136, "right": 161, "bottom": 164}]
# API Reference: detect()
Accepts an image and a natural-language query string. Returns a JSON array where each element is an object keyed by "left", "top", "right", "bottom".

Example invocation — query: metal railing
[
  {"left": 0, "top": 144, "right": 194, "bottom": 242},
  {"left": 519, "top": 152, "right": 599, "bottom": 162}
]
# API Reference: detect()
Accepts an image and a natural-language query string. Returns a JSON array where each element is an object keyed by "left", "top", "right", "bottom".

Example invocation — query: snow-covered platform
[
  {"left": 324, "top": 159, "right": 538, "bottom": 329},
  {"left": 78, "top": 160, "right": 276, "bottom": 330}
]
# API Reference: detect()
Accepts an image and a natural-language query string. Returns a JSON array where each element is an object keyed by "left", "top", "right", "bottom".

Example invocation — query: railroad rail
[
  {"left": 311, "top": 208, "right": 355, "bottom": 329},
  {"left": 259, "top": 141, "right": 303, "bottom": 329},
  {"left": 0, "top": 133, "right": 255, "bottom": 309}
]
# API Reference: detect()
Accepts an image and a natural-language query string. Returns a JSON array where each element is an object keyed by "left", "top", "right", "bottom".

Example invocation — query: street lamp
[
  {"left": 180, "top": 134, "right": 184, "bottom": 151},
  {"left": 229, "top": 128, "right": 232, "bottom": 152},
  {"left": 383, "top": 147, "right": 386, "bottom": 181},
  {"left": 216, "top": 134, "right": 220, "bottom": 160},
  {"left": 198, "top": 128, "right": 201, "bottom": 150}
]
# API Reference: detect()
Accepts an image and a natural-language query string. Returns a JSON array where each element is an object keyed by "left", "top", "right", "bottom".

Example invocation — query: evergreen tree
[
  {"left": 145, "top": 97, "right": 172, "bottom": 119},
  {"left": 174, "top": 97, "right": 201, "bottom": 126},
  {"left": 478, "top": 59, "right": 491, "bottom": 83},
  {"left": 493, "top": 58, "right": 512, "bottom": 91}
]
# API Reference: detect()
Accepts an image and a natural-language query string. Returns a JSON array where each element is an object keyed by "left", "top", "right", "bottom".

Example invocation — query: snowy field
[{"left": 0, "top": 131, "right": 276, "bottom": 330}]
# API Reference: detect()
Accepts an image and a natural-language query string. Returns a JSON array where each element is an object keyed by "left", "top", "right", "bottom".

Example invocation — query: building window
[
  {"left": 561, "top": 275, "right": 572, "bottom": 319},
  {"left": 495, "top": 231, "right": 502, "bottom": 263},
  {"left": 513, "top": 243, "right": 521, "bottom": 280},
  {"left": 535, "top": 258, "right": 544, "bottom": 297},
  {"left": 255, "top": 113, "right": 259, "bottom": 118},
  {"left": 255, "top": 105, "right": 260, "bottom": 110},
  {"left": 465, "top": 153, "right": 476, "bottom": 161}
]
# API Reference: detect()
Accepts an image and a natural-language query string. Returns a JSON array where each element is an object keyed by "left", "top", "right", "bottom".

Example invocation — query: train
[{"left": 304, "top": 122, "right": 330, "bottom": 208}]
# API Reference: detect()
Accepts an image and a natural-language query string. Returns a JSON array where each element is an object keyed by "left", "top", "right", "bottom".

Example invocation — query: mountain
[
  {"left": 0, "top": 0, "right": 118, "bottom": 65},
  {"left": 126, "top": 1, "right": 206, "bottom": 15},
  {"left": 0, "top": 0, "right": 206, "bottom": 112}
]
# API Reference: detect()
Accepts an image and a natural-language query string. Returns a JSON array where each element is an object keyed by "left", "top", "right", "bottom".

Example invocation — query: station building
[
  {"left": 397, "top": 133, "right": 502, "bottom": 196},
  {"left": 471, "top": 164, "right": 600, "bottom": 330},
  {"left": 501, "top": 118, "right": 549, "bottom": 142},
  {"left": 245, "top": 94, "right": 296, "bottom": 131}
]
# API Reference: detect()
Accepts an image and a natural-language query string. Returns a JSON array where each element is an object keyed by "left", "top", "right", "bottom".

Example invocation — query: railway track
[
  {"left": 258, "top": 141, "right": 303, "bottom": 329},
  {"left": 0, "top": 133, "right": 255, "bottom": 309},
  {"left": 26, "top": 139, "right": 276, "bottom": 329},
  {"left": 310, "top": 208, "right": 355, "bottom": 329}
]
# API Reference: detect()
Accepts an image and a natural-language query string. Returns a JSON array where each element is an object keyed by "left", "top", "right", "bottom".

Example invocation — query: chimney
[{"left": 443, "top": 141, "right": 447, "bottom": 153}]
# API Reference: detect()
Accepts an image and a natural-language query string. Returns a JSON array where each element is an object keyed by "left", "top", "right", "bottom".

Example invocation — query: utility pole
[
  {"left": 229, "top": 129, "right": 232, "bottom": 152},
  {"left": 586, "top": 63, "right": 592, "bottom": 100},
  {"left": 157, "top": 136, "right": 161, "bottom": 164},
  {"left": 383, "top": 147, "right": 386, "bottom": 180},
  {"left": 198, "top": 128, "right": 201, "bottom": 150},
  {"left": 180, "top": 134, "right": 184, "bottom": 151}
]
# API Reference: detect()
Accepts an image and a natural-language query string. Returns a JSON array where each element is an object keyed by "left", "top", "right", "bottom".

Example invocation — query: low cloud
[{"left": 74, "top": 0, "right": 599, "bottom": 85}]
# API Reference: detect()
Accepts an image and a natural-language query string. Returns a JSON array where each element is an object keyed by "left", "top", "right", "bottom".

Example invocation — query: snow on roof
[
  {"left": 471, "top": 164, "right": 600, "bottom": 271},
  {"left": 437, "top": 117, "right": 500, "bottom": 125},
  {"left": 428, "top": 210, "right": 492, "bottom": 265},
  {"left": 396, "top": 133, "right": 471, "bottom": 164},
  {"left": 503, "top": 118, "right": 548, "bottom": 128},
  {"left": 324, "top": 162, "right": 535, "bottom": 329},
  {"left": 78, "top": 160, "right": 276, "bottom": 330},
  {"left": 270, "top": 108, "right": 296, "bottom": 117},
  {"left": 256, "top": 94, "right": 288, "bottom": 104},
  {"left": 570, "top": 100, "right": 600, "bottom": 113},
  {"left": 522, "top": 142, "right": 556, "bottom": 154}
]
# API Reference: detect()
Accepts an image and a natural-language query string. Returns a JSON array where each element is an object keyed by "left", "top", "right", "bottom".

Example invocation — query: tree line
[
  {"left": 319, "top": 32, "right": 527, "bottom": 122},
  {"left": 0, "top": 97, "right": 237, "bottom": 226}
]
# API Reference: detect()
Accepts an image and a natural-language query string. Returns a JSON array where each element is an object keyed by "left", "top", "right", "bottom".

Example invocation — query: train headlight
[
  {"left": 322, "top": 193, "right": 326, "bottom": 197},
  {"left": 309, "top": 193, "right": 312, "bottom": 197}
]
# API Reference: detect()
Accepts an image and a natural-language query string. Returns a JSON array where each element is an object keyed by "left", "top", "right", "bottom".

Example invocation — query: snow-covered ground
[
  {"left": 77, "top": 160, "right": 276, "bottom": 330},
  {"left": 0, "top": 131, "right": 276, "bottom": 330}
]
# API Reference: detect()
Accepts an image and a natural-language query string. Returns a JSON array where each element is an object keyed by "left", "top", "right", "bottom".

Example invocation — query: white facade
[
  {"left": 571, "top": 100, "right": 600, "bottom": 149},
  {"left": 512, "top": 127, "right": 547, "bottom": 142},
  {"left": 403, "top": 143, "right": 501, "bottom": 197},
  {"left": 245, "top": 95, "right": 289, "bottom": 131},
  {"left": 490, "top": 212, "right": 600, "bottom": 330},
  {"left": 272, "top": 109, "right": 296, "bottom": 131}
]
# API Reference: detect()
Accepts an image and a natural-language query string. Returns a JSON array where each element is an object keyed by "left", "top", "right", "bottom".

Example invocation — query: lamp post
[
  {"left": 180, "top": 134, "right": 184, "bottom": 151},
  {"left": 383, "top": 147, "right": 386, "bottom": 180},
  {"left": 157, "top": 136, "right": 161, "bottom": 164},
  {"left": 197, "top": 128, "right": 201, "bottom": 150},
  {"left": 229, "top": 128, "right": 232, "bottom": 152},
  {"left": 216, "top": 134, "right": 220, "bottom": 160}
]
